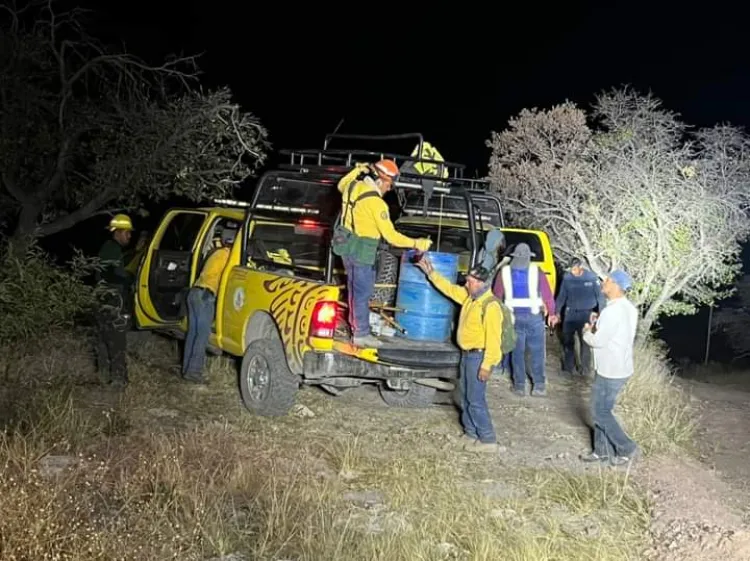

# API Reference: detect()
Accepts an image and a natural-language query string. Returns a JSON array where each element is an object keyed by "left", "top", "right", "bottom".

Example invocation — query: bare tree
[
  {"left": 487, "top": 87, "right": 750, "bottom": 336},
  {"left": 712, "top": 274, "right": 750, "bottom": 361},
  {"left": 0, "top": 0, "right": 269, "bottom": 240}
]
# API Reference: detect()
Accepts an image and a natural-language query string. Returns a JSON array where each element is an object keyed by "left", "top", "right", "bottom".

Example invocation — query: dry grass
[
  {"left": 0, "top": 330, "right": 661, "bottom": 560},
  {"left": 618, "top": 339, "right": 697, "bottom": 455}
]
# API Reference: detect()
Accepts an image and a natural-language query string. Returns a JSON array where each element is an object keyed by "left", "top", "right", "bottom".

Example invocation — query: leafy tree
[
  {"left": 0, "top": 0, "right": 269, "bottom": 240},
  {"left": 487, "top": 87, "right": 750, "bottom": 335}
]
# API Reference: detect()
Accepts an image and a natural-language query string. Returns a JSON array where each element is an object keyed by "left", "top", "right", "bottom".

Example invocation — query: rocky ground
[{"left": 3, "top": 331, "right": 750, "bottom": 560}]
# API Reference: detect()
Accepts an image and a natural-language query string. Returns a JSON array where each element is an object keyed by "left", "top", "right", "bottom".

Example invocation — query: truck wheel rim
[{"left": 247, "top": 355, "right": 270, "bottom": 401}]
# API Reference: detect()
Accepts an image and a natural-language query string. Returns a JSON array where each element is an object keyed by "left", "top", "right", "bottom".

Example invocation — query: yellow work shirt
[
  {"left": 428, "top": 270, "right": 504, "bottom": 372},
  {"left": 194, "top": 247, "right": 231, "bottom": 295},
  {"left": 337, "top": 167, "right": 417, "bottom": 249}
]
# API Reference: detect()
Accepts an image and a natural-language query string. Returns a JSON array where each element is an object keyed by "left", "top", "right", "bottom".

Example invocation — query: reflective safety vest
[
  {"left": 500, "top": 264, "right": 544, "bottom": 315},
  {"left": 411, "top": 141, "right": 449, "bottom": 178}
]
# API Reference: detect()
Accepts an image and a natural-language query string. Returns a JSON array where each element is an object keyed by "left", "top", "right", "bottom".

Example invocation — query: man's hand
[
  {"left": 415, "top": 256, "right": 434, "bottom": 276},
  {"left": 478, "top": 368, "right": 491, "bottom": 382},
  {"left": 414, "top": 238, "right": 432, "bottom": 252},
  {"left": 547, "top": 314, "right": 560, "bottom": 328}
]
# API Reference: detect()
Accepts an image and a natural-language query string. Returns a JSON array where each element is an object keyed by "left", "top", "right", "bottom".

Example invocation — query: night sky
[
  {"left": 90, "top": 1, "right": 750, "bottom": 174},
  {"left": 77, "top": 0, "right": 747, "bottom": 361}
]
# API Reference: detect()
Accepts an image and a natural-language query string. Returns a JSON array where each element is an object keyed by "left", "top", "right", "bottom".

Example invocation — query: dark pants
[
  {"left": 183, "top": 287, "right": 216, "bottom": 377},
  {"left": 591, "top": 374, "right": 637, "bottom": 458},
  {"left": 459, "top": 350, "right": 496, "bottom": 443},
  {"left": 343, "top": 256, "right": 375, "bottom": 338},
  {"left": 510, "top": 313, "right": 546, "bottom": 391},
  {"left": 95, "top": 293, "right": 129, "bottom": 385},
  {"left": 562, "top": 316, "right": 592, "bottom": 374}
]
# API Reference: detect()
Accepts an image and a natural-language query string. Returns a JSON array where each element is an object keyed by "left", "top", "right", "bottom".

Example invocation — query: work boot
[
  {"left": 459, "top": 434, "right": 478, "bottom": 447},
  {"left": 580, "top": 451, "right": 608, "bottom": 463},
  {"left": 467, "top": 441, "right": 501, "bottom": 454},
  {"left": 183, "top": 371, "right": 207, "bottom": 385},
  {"left": 352, "top": 334, "right": 382, "bottom": 348}
]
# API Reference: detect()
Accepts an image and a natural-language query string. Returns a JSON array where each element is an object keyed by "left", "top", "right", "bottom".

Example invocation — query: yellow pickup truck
[{"left": 133, "top": 134, "right": 556, "bottom": 416}]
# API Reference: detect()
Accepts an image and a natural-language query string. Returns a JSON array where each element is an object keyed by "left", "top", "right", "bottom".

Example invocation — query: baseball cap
[{"left": 608, "top": 269, "right": 633, "bottom": 291}]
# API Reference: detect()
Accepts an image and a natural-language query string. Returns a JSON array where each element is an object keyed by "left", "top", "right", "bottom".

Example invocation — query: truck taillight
[{"left": 310, "top": 301, "right": 338, "bottom": 338}]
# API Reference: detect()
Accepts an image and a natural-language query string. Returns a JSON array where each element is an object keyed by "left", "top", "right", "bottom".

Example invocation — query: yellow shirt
[
  {"left": 428, "top": 271, "right": 504, "bottom": 372},
  {"left": 337, "top": 167, "right": 418, "bottom": 249},
  {"left": 194, "top": 247, "right": 231, "bottom": 294}
]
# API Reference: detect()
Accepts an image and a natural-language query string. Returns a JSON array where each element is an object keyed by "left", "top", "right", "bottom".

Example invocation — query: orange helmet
[{"left": 373, "top": 159, "right": 399, "bottom": 179}]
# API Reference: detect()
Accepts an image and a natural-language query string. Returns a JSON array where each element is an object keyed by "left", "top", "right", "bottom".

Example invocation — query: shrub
[{"left": 0, "top": 239, "right": 98, "bottom": 342}]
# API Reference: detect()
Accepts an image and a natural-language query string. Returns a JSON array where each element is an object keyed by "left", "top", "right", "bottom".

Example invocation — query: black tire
[
  {"left": 239, "top": 337, "right": 299, "bottom": 416},
  {"left": 371, "top": 250, "right": 398, "bottom": 306},
  {"left": 378, "top": 382, "right": 437, "bottom": 408}
]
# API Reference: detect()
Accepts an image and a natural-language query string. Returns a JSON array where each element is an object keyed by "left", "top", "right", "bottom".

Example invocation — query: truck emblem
[{"left": 233, "top": 287, "right": 245, "bottom": 311}]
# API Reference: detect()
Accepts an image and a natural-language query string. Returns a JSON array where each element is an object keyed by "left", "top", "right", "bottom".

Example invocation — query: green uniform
[{"left": 95, "top": 239, "right": 133, "bottom": 386}]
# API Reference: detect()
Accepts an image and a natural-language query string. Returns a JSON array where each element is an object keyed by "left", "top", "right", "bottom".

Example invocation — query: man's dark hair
[{"left": 569, "top": 257, "right": 582, "bottom": 268}]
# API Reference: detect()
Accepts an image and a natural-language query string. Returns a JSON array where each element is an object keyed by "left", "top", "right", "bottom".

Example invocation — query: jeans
[
  {"left": 591, "top": 374, "right": 637, "bottom": 458},
  {"left": 562, "top": 316, "right": 592, "bottom": 374},
  {"left": 183, "top": 287, "right": 216, "bottom": 375},
  {"left": 510, "top": 312, "right": 546, "bottom": 390},
  {"left": 459, "top": 351, "right": 496, "bottom": 443},
  {"left": 343, "top": 256, "right": 375, "bottom": 338}
]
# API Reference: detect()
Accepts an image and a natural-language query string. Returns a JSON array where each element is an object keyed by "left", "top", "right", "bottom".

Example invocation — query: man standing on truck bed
[
  {"left": 415, "top": 258, "right": 503, "bottom": 453},
  {"left": 333, "top": 160, "right": 432, "bottom": 348}
]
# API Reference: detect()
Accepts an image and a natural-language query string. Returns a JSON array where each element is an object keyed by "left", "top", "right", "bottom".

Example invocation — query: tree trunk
[
  {"left": 9, "top": 202, "right": 43, "bottom": 255},
  {"left": 637, "top": 314, "right": 656, "bottom": 345}
]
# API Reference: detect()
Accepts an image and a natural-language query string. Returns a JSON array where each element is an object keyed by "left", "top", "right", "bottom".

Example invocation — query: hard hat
[
  {"left": 373, "top": 159, "right": 399, "bottom": 178},
  {"left": 107, "top": 214, "right": 134, "bottom": 232}
]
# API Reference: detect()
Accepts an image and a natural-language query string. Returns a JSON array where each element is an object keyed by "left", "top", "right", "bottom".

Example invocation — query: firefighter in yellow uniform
[
  {"left": 415, "top": 257, "right": 504, "bottom": 453},
  {"left": 182, "top": 228, "right": 235, "bottom": 383},
  {"left": 333, "top": 160, "right": 432, "bottom": 348}
]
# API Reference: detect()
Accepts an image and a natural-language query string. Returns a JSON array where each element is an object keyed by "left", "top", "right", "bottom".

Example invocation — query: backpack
[
  {"left": 331, "top": 186, "right": 380, "bottom": 262},
  {"left": 480, "top": 296, "right": 517, "bottom": 356}
]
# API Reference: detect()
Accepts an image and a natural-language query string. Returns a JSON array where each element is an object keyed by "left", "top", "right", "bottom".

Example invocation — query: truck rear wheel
[
  {"left": 240, "top": 337, "right": 299, "bottom": 416},
  {"left": 378, "top": 382, "right": 436, "bottom": 408}
]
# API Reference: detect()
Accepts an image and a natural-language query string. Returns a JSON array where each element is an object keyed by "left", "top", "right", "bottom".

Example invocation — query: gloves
[{"left": 414, "top": 238, "right": 432, "bottom": 252}]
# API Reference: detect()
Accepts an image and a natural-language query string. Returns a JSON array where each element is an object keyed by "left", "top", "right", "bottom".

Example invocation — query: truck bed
[{"left": 334, "top": 332, "right": 461, "bottom": 369}]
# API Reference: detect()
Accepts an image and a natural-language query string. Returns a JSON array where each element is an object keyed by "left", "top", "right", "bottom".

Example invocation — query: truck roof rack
[{"left": 278, "top": 132, "right": 492, "bottom": 192}]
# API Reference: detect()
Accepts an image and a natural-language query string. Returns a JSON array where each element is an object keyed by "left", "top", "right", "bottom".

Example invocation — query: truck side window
[{"left": 158, "top": 213, "right": 206, "bottom": 252}]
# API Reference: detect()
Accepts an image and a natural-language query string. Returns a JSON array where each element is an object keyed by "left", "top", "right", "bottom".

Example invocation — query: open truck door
[{"left": 134, "top": 209, "right": 208, "bottom": 329}]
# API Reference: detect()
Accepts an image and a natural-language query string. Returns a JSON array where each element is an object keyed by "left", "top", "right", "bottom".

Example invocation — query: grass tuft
[{"left": 619, "top": 339, "right": 697, "bottom": 454}]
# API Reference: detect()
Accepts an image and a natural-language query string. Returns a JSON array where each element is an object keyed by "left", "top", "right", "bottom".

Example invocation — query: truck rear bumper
[{"left": 302, "top": 351, "right": 459, "bottom": 381}]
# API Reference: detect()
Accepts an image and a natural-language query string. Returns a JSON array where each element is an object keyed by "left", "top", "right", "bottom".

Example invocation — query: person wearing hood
[{"left": 492, "top": 243, "right": 557, "bottom": 396}]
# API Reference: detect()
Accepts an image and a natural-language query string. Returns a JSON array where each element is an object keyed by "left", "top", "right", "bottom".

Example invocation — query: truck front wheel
[{"left": 240, "top": 338, "right": 299, "bottom": 417}]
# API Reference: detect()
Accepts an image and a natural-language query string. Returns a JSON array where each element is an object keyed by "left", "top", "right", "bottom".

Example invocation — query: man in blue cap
[
  {"left": 554, "top": 258, "right": 606, "bottom": 376},
  {"left": 581, "top": 269, "right": 639, "bottom": 466}
]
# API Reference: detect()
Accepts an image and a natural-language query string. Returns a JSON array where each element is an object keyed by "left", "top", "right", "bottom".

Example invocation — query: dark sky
[
  {"left": 90, "top": 1, "right": 749, "bottom": 175},
  {"left": 78, "top": 0, "right": 745, "bottom": 361}
]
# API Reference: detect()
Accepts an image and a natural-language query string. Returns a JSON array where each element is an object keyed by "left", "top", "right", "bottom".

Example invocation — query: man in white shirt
[{"left": 580, "top": 269, "right": 639, "bottom": 466}]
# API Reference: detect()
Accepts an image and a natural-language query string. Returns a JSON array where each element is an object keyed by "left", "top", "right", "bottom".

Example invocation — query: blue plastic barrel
[{"left": 395, "top": 250, "right": 460, "bottom": 342}]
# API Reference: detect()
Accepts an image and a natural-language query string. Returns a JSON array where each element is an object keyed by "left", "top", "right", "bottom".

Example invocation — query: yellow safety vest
[{"left": 411, "top": 141, "right": 449, "bottom": 178}]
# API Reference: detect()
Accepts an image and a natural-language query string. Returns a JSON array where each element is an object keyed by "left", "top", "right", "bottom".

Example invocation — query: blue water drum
[{"left": 395, "top": 250, "right": 460, "bottom": 342}]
